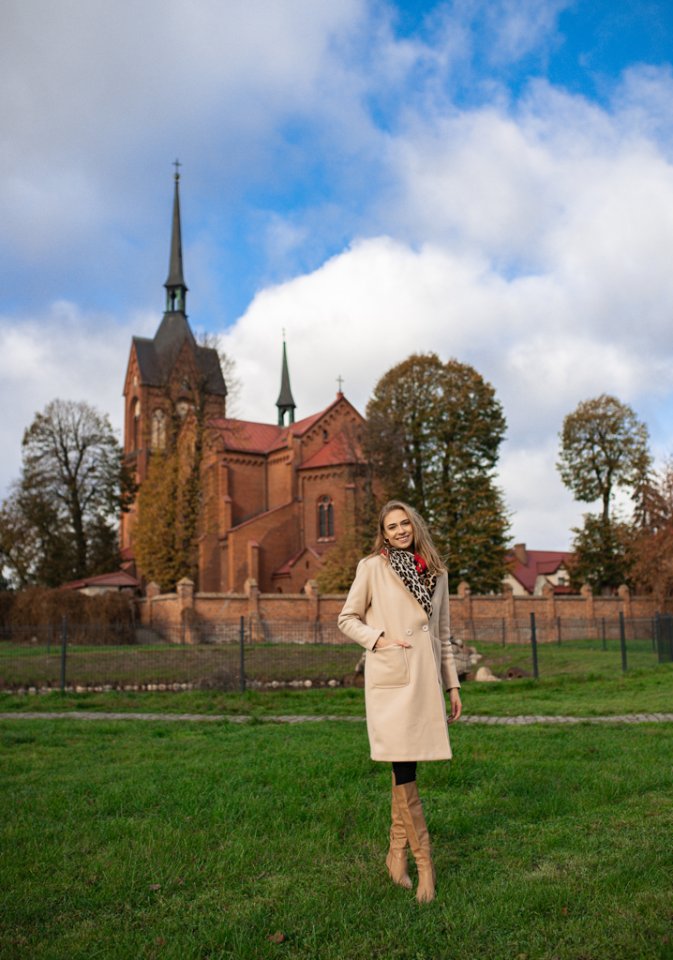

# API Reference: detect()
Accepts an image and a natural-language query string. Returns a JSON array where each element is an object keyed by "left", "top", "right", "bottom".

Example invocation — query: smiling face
[{"left": 382, "top": 507, "right": 414, "bottom": 551}]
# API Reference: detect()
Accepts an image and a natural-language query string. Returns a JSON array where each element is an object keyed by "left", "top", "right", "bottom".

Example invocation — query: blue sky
[{"left": 3, "top": 0, "right": 673, "bottom": 550}]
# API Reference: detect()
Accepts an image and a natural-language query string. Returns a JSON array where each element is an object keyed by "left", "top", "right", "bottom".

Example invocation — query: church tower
[
  {"left": 120, "top": 166, "right": 227, "bottom": 565},
  {"left": 276, "top": 338, "right": 296, "bottom": 425}
]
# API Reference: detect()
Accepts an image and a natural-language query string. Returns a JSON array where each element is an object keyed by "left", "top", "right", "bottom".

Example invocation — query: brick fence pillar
[
  {"left": 304, "top": 579, "right": 320, "bottom": 623},
  {"left": 580, "top": 583, "right": 595, "bottom": 636},
  {"left": 246, "top": 577, "right": 260, "bottom": 640},
  {"left": 618, "top": 584, "right": 633, "bottom": 622},
  {"left": 145, "top": 581, "right": 161, "bottom": 627},
  {"left": 177, "top": 578, "right": 195, "bottom": 644},
  {"left": 457, "top": 582, "right": 473, "bottom": 641}
]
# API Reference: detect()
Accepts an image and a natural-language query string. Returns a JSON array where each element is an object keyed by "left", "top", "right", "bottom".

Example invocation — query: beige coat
[{"left": 338, "top": 555, "right": 461, "bottom": 762}]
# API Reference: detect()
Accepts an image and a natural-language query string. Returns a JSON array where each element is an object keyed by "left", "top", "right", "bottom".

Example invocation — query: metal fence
[{"left": 0, "top": 613, "right": 671, "bottom": 694}]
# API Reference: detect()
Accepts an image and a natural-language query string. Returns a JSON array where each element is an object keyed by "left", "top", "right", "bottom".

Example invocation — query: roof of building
[
  {"left": 131, "top": 314, "right": 227, "bottom": 396},
  {"left": 273, "top": 545, "right": 326, "bottom": 576},
  {"left": 60, "top": 570, "right": 141, "bottom": 591},
  {"left": 276, "top": 340, "right": 296, "bottom": 412},
  {"left": 506, "top": 546, "right": 574, "bottom": 594},
  {"left": 299, "top": 429, "right": 364, "bottom": 469},
  {"left": 210, "top": 395, "right": 352, "bottom": 455}
]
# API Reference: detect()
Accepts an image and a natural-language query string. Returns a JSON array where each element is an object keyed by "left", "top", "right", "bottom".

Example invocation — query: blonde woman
[{"left": 338, "top": 500, "right": 462, "bottom": 903}]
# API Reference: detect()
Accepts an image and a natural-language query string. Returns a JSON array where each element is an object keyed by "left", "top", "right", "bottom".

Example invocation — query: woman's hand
[
  {"left": 447, "top": 687, "right": 462, "bottom": 724},
  {"left": 375, "top": 633, "right": 412, "bottom": 649}
]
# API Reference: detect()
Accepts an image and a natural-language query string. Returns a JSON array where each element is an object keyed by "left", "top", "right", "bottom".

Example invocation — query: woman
[{"left": 338, "top": 500, "right": 462, "bottom": 903}]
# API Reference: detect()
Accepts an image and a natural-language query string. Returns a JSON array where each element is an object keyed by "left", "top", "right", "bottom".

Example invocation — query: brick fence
[{"left": 137, "top": 578, "right": 672, "bottom": 644}]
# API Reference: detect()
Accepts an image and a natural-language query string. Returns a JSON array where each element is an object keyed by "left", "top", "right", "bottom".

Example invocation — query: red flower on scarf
[{"left": 414, "top": 553, "right": 427, "bottom": 575}]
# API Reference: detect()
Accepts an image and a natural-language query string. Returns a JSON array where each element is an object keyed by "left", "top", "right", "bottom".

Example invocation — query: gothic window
[
  {"left": 131, "top": 399, "right": 141, "bottom": 450},
  {"left": 151, "top": 409, "right": 167, "bottom": 450},
  {"left": 318, "top": 495, "right": 334, "bottom": 539}
]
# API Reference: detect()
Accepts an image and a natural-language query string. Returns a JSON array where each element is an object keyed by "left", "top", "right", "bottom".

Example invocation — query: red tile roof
[
  {"left": 299, "top": 430, "right": 364, "bottom": 469},
  {"left": 506, "top": 548, "right": 574, "bottom": 594},
  {"left": 209, "top": 396, "right": 350, "bottom": 455},
  {"left": 60, "top": 570, "right": 141, "bottom": 591}
]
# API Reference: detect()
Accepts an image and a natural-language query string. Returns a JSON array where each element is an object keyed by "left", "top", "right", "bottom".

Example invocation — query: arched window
[
  {"left": 318, "top": 495, "right": 334, "bottom": 539},
  {"left": 151, "top": 409, "right": 167, "bottom": 450},
  {"left": 130, "top": 399, "right": 141, "bottom": 450}
]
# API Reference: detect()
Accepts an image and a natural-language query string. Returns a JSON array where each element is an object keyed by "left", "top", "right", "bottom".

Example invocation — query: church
[{"left": 121, "top": 172, "right": 368, "bottom": 593}]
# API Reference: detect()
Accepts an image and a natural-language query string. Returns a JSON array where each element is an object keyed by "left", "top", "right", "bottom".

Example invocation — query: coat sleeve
[
  {"left": 437, "top": 573, "right": 461, "bottom": 690},
  {"left": 337, "top": 559, "right": 384, "bottom": 651}
]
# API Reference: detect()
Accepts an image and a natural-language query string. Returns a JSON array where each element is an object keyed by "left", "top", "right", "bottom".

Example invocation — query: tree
[
  {"left": 558, "top": 394, "right": 651, "bottom": 522},
  {"left": 629, "top": 458, "right": 673, "bottom": 599},
  {"left": 569, "top": 513, "right": 635, "bottom": 594},
  {"left": 0, "top": 399, "right": 132, "bottom": 587},
  {"left": 131, "top": 336, "right": 237, "bottom": 591},
  {"left": 366, "top": 353, "right": 510, "bottom": 592}
]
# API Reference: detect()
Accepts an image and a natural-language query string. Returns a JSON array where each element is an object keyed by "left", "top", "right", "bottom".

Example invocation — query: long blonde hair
[{"left": 371, "top": 500, "right": 446, "bottom": 575}]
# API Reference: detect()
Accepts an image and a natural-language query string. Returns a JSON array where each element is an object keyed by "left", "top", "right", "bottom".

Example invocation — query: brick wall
[{"left": 137, "top": 580, "right": 672, "bottom": 643}]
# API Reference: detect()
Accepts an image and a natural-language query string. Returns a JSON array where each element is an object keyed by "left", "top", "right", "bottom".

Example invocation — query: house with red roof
[
  {"left": 121, "top": 172, "right": 368, "bottom": 593},
  {"left": 504, "top": 543, "right": 575, "bottom": 596}
]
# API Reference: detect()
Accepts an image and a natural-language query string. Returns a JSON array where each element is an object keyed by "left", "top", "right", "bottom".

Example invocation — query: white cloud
[
  {"left": 0, "top": 303, "right": 157, "bottom": 495},
  {"left": 3, "top": 0, "right": 673, "bottom": 555}
]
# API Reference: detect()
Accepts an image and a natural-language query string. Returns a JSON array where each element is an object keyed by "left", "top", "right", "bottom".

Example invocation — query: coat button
[
  {"left": 405, "top": 629, "right": 412, "bottom": 635},
  {"left": 422, "top": 625, "right": 429, "bottom": 632}
]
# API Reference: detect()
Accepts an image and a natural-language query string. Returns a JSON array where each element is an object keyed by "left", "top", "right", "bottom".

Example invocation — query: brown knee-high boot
[
  {"left": 392, "top": 781, "right": 436, "bottom": 903},
  {"left": 386, "top": 774, "right": 412, "bottom": 889}
]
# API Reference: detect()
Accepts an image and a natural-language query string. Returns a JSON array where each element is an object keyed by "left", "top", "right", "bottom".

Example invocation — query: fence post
[
  {"left": 601, "top": 617, "right": 606, "bottom": 651},
  {"left": 60, "top": 616, "right": 68, "bottom": 694},
  {"left": 619, "top": 611, "right": 627, "bottom": 673},
  {"left": 501, "top": 617, "right": 506, "bottom": 647},
  {"left": 239, "top": 615, "right": 246, "bottom": 693},
  {"left": 556, "top": 615, "right": 561, "bottom": 646},
  {"left": 530, "top": 612, "right": 539, "bottom": 680},
  {"left": 48, "top": 622, "right": 53, "bottom": 655}
]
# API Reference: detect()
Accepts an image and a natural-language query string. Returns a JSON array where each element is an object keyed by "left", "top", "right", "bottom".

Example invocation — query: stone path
[{"left": 1, "top": 711, "right": 673, "bottom": 725}]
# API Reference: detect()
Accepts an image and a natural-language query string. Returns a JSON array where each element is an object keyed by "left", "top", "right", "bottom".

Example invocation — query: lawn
[
  {"left": 2, "top": 717, "right": 673, "bottom": 960},
  {"left": 0, "top": 634, "right": 666, "bottom": 693},
  {"left": 1, "top": 647, "right": 671, "bottom": 720}
]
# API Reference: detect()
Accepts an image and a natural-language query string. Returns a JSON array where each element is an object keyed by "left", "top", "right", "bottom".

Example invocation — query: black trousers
[{"left": 392, "top": 761, "right": 417, "bottom": 785}]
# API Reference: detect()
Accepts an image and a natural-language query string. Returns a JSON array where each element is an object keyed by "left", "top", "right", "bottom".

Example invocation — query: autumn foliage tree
[
  {"left": 558, "top": 394, "right": 651, "bottom": 592},
  {"left": 629, "top": 458, "right": 673, "bottom": 599},
  {"left": 558, "top": 394, "right": 651, "bottom": 522},
  {"left": 366, "top": 353, "right": 509, "bottom": 592},
  {"left": 131, "top": 343, "right": 236, "bottom": 592}
]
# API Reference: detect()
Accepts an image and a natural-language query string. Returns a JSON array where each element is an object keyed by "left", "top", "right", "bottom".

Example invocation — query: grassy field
[
  {"left": 0, "top": 635, "right": 667, "bottom": 693},
  {"left": 2, "top": 716, "right": 673, "bottom": 960},
  {"left": 1, "top": 645, "right": 671, "bottom": 720}
]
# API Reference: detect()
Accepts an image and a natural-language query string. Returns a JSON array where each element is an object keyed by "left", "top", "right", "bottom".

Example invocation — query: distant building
[
  {"left": 60, "top": 570, "right": 141, "bottom": 596},
  {"left": 121, "top": 171, "right": 368, "bottom": 593},
  {"left": 504, "top": 543, "right": 575, "bottom": 596}
]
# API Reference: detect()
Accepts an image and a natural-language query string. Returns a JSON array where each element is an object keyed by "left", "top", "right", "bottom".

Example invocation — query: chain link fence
[{"left": 0, "top": 614, "right": 671, "bottom": 693}]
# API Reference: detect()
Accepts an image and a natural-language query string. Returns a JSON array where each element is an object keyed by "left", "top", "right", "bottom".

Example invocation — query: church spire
[
  {"left": 276, "top": 336, "right": 296, "bottom": 426},
  {"left": 164, "top": 161, "right": 188, "bottom": 314}
]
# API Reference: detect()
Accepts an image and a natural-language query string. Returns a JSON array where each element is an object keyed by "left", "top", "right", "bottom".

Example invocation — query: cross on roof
[{"left": 173, "top": 158, "right": 182, "bottom": 180}]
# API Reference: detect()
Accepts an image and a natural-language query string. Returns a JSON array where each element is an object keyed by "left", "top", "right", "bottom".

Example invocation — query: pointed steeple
[
  {"left": 276, "top": 337, "right": 296, "bottom": 426},
  {"left": 164, "top": 161, "right": 188, "bottom": 314}
]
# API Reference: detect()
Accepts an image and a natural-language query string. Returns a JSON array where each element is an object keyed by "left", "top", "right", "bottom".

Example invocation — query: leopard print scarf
[{"left": 384, "top": 547, "right": 437, "bottom": 618}]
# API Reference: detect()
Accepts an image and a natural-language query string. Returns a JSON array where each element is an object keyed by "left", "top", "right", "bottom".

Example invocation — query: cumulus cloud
[
  {"left": 3, "top": 0, "right": 673, "bottom": 553},
  {"left": 0, "top": 304, "right": 157, "bottom": 494}
]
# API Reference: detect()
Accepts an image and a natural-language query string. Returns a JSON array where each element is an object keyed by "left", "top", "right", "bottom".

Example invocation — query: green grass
[
  {"left": 0, "top": 641, "right": 363, "bottom": 688},
  {"left": 2, "top": 718, "right": 673, "bottom": 959},
  {"left": 1, "top": 654, "right": 671, "bottom": 720}
]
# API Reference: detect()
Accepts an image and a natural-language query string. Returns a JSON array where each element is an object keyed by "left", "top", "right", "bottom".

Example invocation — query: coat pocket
[{"left": 367, "top": 646, "right": 410, "bottom": 688}]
